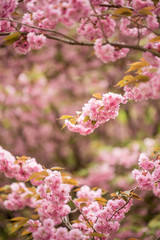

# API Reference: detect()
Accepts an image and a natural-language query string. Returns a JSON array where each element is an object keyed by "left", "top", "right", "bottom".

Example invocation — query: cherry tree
[{"left": 0, "top": 0, "right": 160, "bottom": 240}]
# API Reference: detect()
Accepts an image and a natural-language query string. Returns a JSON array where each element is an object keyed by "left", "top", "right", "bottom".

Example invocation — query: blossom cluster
[
  {"left": 0, "top": 0, "right": 159, "bottom": 61},
  {"left": 124, "top": 44, "right": 160, "bottom": 101},
  {"left": 94, "top": 39, "right": 129, "bottom": 64},
  {"left": 0, "top": 146, "right": 135, "bottom": 240},
  {"left": 0, "top": 146, "right": 43, "bottom": 181},
  {"left": 65, "top": 92, "right": 125, "bottom": 135},
  {"left": 64, "top": 40, "right": 160, "bottom": 136},
  {"left": 3, "top": 182, "right": 39, "bottom": 211},
  {"left": 132, "top": 153, "right": 160, "bottom": 197}
]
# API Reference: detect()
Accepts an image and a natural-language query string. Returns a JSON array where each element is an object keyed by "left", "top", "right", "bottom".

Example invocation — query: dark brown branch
[
  {"left": 99, "top": 4, "right": 133, "bottom": 10},
  {"left": 1, "top": 30, "right": 160, "bottom": 58},
  {"left": 90, "top": 0, "right": 108, "bottom": 42},
  {"left": 45, "top": 34, "right": 160, "bottom": 58},
  {"left": 69, "top": 198, "right": 97, "bottom": 233},
  {"left": 109, "top": 187, "right": 138, "bottom": 221},
  {"left": 108, "top": 196, "right": 132, "bottom": 221}
]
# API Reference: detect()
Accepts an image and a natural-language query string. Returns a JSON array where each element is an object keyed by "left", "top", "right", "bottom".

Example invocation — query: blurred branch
[
  {"left": 90, "top": 0, "right": 108, "bottom": 42},
  {"left": 91, "top": 14, "right": 160, "bottom": 36},
  {"left": 0, "top": 18, "right": 77, "bottom": 43},
  {"left": 0, "top": 19, "right": 160, "bottom": 58},
  {"left": 99, "top": 4, "right": 133, "bottom": 10}
]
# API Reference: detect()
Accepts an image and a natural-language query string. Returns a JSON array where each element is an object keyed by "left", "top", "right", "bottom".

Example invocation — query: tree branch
[
  {"left": 0, "top": 18, "right": 77, "bottom": 43},
  {"left": 1, "top": 30, "right": 160, "bottom": 58},
  {"left": 90, "top": 0, "right": 108, "bottom": 42},
  {"left": 69, "top": 197, "right": 97, "bottom": 233},
  {"left": 91, "top": 14, "right": 160, "bottom": 37},
  {"left": 99, "top": 4, "right": 133, "bottom": 10}
]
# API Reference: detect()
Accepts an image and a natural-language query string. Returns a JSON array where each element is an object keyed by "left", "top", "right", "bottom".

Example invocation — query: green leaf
[
  {"left": 2, "top": 32, "right": 21, "bottom": 45},
  {"left": 91, "top": 120, "right": 97, "bottom": 126},
  {"left": 134, "top": 74, "right": 150, "bottom": 83}
]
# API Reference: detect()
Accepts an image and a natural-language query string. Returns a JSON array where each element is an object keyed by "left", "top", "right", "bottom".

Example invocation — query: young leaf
[
  {"left": 90, "top": 232, "right": 106, "bottom": 237},
  {"left": 149, "top": 36, "right": 160, "bottom": 43},
  {"left": 91, "top": 120, "right": 97, "bottom": 126},
  {"left": 71, "top": 220, "right": 82, "bottom": 223},
  {"left": 94, "top": 197, "right": 107, "bottom": 202},
  {"left": 128, "top": 238, "right": 139, "bottom": 240},
  {"left": 134, "top": 74, "right": 150, "bottom": 83},
  {"left": 59, "top": 115, "right": 74, "bottom": 120},
  {"left": 62, "top": 123, "right": 66, "bottom": 129},
  {"left": 0, "top": 185, "right": 10, "bottom": 192},
  {"left": 80, "top": 202, "right": 87, "bottom": 208},
  {"left": 21, "top": 229, "right": 32, "bottom": 236},
  {"left": 98, "top": 106, "right": 104, "bottom": 111},
  {"left": 92, "top": 93, "right": 102, "bottom": 100},
  {"left": 69, "top": 117, "right": 77, "bottom": 124},
  {"left": 115, "top": 75, "right": 135, "bottom": 87},
  {"left": 130, "top": 192, "right": 141, "bottom": 200},
  {"left": 110, "top": 193, "right": 119, "bottom": 197},
  {"left": 114, "top": 7, "right": 133, "bottom": 16},
  {"left": 83, "top": 115, "right": 90, "bottom": 123},
  {"left": 62, "top": 177, "right": 79, "bottom": 186},
  {"left": 126, "top": 61, "right": 149, "bottom": 73},
  {"left": 51, "top": 166, "right": 65, "bottom": 170},
  {"left": 31, "top": 215, "right": 39, "bottom": 220},
  {"left": 2, "top": 32, "right": 21, "bottom": 45},
  {"left": 76, "top": 198, "right": 89, "bottom": 202},
  {"left": 139, "top": 6, "right": 154, "bottom": 15},
  {"left": 27, "top": 170, "right": 49, "bottom": 181},
  {"left": 11, "top": 217, "right": 29, "bottom": 222}
]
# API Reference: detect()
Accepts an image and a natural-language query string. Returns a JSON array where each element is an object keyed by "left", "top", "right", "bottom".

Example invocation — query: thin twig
[
  {"left": 62, "top": 218, "right": 72, "bottom": 230},
  {"left": 90, "top": 0, "right": 108, "bottom": 42},
  {"left": 99, "top": 4, "right": 134, "bottom": 10},
  {"left": 0, "top": 18, "right": 77, "bottom": 43},
  {"left": 69, "top": 198, "right": 97, "bottom": 232},
  {"left": 91, "top": 14, "right": 160, "bottom": 36},
  {"left": 109, "top": 197, "right": 132, "bottom": 221},
  {"left": 1, "top": 31, "right": 160, "bottom": 58}
]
